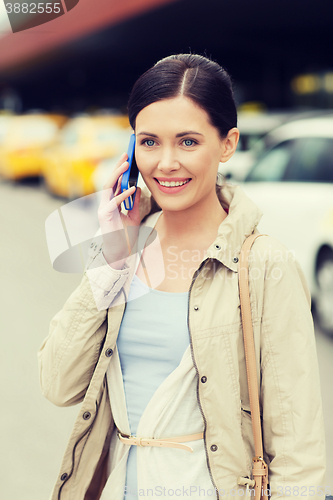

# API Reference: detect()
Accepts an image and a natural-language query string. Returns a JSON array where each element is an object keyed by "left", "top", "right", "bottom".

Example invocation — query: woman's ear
[{"left": 220, "top": 128, "right": 240, "bottom": 163}]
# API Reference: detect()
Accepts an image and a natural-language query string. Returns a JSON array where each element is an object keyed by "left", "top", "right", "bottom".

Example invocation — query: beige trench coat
[{"left": 38, "top": 184, "right": 326, "bottom": 500}]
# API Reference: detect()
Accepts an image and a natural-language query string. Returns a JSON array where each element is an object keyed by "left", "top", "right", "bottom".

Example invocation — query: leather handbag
[{"left": 238, "top": 233, "right": 269, "bottom": 500}]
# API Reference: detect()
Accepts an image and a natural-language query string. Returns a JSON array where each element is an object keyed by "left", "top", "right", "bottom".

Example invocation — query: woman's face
[{"left": 135, "top": 96, "right": 238, "bottom": 213}]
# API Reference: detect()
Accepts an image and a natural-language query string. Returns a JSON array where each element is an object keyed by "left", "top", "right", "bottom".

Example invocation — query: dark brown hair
[{"left": 128, "top": 53, "right": 237, "bottom": 138}]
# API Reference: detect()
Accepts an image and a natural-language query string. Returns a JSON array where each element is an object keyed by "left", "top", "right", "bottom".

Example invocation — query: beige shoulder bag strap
[{"left": 238, "top": 233, "right": 269, "bottom": 500}]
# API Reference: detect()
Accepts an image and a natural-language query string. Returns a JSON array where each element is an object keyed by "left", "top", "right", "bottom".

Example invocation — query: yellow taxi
[
  {"left": 41, "top": 113, "right": 130, "bottom": 198},
  {"left": 0, "top": 113, "right": 67, "bottom": 180}
]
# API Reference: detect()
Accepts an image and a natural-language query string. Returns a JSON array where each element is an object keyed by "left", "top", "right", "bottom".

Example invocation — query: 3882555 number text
[{"left": 5, "top": 3, "right": 61, "bottom": 14}]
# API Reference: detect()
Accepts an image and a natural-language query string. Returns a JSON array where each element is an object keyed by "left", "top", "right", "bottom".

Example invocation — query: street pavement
[{"left": 0, "top": 178, "right": 332, "bottom": 500}]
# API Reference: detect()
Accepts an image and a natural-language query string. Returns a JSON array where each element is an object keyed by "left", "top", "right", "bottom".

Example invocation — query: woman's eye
[
  {"left": 183, "top": 139, "right": 196, "bottom": 147},
  {"left": 144, "top": 139, "right": 155, "bottom": 147}
]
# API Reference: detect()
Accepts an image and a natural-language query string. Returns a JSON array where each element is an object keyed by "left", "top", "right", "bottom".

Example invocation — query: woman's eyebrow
[
  {"left": 176, "top": 131, "right": 203, "bottom": 137},
  {"left": 137, "top": 132, "right": 158, "bottom": 137},
  {"left": 136, "top": 131, "right": 203, "bottom": 138}
]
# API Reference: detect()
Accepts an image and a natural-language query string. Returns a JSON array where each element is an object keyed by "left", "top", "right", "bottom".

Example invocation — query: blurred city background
[{"left": 0, "top": 0, "right": 333, "bottom": 498}]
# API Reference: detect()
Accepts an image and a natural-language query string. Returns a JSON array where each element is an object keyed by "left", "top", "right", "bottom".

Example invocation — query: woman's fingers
[
  {"left": 112, "top": 153, "right": 128, "bottom": 174},
  {"left": 114, "top": 174, "right": 123, "bottom": 197},
  {"left": 98, "top": 185, "right": 136, "bottom": 234},
  {"left": 103, "top": 153, "right": 128, "bottom": 188},
  {"left": 103, "top": 161, "right": 128, "bottom": 191},
  {"left": 97, "top": 151, "right": 140, "bottom": 263},
  {"left": 100, "top": 154, "right": 129, "bottom": 206},
  {"left": 127, "top": 186, "right": 141, "bottom": 224},
  {"left": 105, "top": 185, "right": 136, "bottom": 213}
]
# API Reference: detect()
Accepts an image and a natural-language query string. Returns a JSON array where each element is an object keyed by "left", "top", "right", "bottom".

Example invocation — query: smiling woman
[
  {"left": 38, "top": 54, "right": 326, "bottom": 500},
  {"left": 134, "top": 96, "right": 238, "bottom": 214}
]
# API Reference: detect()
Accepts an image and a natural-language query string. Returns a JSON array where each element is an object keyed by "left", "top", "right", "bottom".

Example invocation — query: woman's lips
[{"left": 154, "top": 178, "right": 192, "bottom": 194}]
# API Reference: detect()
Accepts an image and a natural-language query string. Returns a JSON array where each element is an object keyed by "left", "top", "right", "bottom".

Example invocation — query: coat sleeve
[
  {"left": 256, "top": 238, "right": 326, "bottom": 498},
  {"left": 37, "top": 244, "right": 132, "bottom": 407}
]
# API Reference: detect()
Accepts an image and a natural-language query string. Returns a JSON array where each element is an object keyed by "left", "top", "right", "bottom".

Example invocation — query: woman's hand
[{"left": 98, "top": 152, "right": 142, "bottom": 269}]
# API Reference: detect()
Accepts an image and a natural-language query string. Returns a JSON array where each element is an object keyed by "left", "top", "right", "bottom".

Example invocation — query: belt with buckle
[{"left": 117, "top": 430, "right": 204, "bottom": 453}]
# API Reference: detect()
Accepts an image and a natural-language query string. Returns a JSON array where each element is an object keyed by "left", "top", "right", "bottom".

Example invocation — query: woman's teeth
[{"left": 157, "top": 179, "right": 190, "bottom": 187}]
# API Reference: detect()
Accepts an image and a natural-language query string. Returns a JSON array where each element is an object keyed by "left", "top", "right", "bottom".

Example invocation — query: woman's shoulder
[
  {"left": 248, "top": 232, "right": 311, "bottom": 306},
  {"left": 249, "top": 233, "right": 296, "bottom": 267}
]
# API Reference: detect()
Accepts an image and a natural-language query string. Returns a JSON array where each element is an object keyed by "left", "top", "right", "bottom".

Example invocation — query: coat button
[
  {"left": 60, "top": 473, "right": 68, "bottom": 481},
  {"left": 83, "top": 411, "right": 91, "bottom": 420},
  {"left": 201, "top": 376, "right": 207, "bottom": 383},
  {"left": 194, "top": 306, "right": 199, "bottom": 311},
  {"left": 233, "top": 257, "right": 239, "bottom": 263},
  {"left": 210, "top": 444, "right": 218, "bottom": 452},
  {"left": 105, "top": 348, "right": 113, "bottom": 357},
  {"left": 214, "top": 244, "right": 221, "bottom": 250}
]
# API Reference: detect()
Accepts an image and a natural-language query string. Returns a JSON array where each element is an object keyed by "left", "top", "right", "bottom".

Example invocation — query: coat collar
[
  {"left": 138, "top": 183, "right": 263, "bottom": 273},
  {"left": 206, "top": 184, "right": 263, "bottom": 272}
]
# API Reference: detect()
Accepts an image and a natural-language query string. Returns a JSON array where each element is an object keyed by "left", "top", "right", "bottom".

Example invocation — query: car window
[
  {"left": 236, "top": 133, "right": 265, "bottom": 152},
  {"left": 245, "top": 140, "right": 295, "bottom": 181},
  {"left": 284, "top": 138, "right": 333, "bottom": 182},
  {"left": 250, "top": 137, "right": 266, "bottom": 156}
]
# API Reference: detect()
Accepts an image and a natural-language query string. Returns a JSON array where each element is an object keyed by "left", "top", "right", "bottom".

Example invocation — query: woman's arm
[
  {"left": 37, "top": 246, "right": 131, "bottom": 407},
  {"left": 256, "top": 238, "right": 326, "bottom": 497},
  {"left": 38, "top": 152, "right": 143, "bottom": 407}
]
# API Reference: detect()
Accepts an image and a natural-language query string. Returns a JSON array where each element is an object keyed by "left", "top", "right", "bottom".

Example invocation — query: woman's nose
[{"left": 156, "top": 148, "right": 180, "bottom": 172}]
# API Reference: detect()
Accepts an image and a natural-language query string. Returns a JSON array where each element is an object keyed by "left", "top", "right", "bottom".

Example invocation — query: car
[
  {"left": 0, "top": 113, "right": 67, "bottom": 180},
  {"left": 238, "top": 115, "right": 333, "bottom": 336},
  {"left": 41, "top": 113, "right": 130, "bottom": 199},
  {"left": 219, "top": 109, "right": 333, "bottom": 182},
  {"left": 219, "top": 111, "right": 290, "bottom": 181}
]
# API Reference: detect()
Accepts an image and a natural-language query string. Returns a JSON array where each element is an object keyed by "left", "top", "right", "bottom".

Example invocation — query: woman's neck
[{"left": 156, "top": 194, "right": 228, "bottom": 248}]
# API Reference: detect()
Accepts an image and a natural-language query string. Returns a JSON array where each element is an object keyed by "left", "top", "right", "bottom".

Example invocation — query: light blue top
[{"left": 117, "top": 273, "right": 190, "bottom": 499}]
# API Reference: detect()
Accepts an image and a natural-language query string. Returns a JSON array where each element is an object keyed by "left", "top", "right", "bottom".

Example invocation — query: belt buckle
[{"left": 117, "top": 430, "right": 130, "bottom": 439}]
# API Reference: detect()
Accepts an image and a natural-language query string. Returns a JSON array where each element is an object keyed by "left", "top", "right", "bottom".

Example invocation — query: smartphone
[{"left": 121, "top": 133, "right": 139, "bottom": 210}]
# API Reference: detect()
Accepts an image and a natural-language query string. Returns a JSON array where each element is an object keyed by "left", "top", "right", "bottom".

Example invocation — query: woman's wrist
[{"left": 102, "top": 252, "right": 127, "bottom": 271}]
